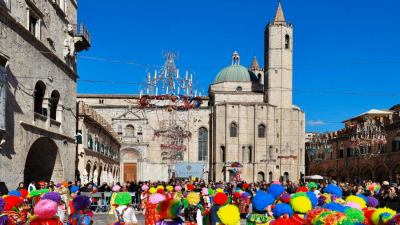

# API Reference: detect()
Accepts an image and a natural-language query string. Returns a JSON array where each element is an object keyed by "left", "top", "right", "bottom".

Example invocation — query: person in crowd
[
  {"left": 67, "top": 195, "right": 93, "bottom": 225},
  {"left": 113, "top": 192, "right": 138, "bottom": 225}
]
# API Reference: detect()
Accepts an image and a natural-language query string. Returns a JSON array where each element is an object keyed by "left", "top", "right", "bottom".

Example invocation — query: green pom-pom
[
  {"left": 344, "top": 207, "right": 365, "bottom": 223},
  {"left": 29, "top": 190, "right": 42, "bottom": 197},
  {"left": 40, "top": 189, "right": 49, "bottom": 194},
  {"left": 182, "top": 198, "right": 188, "bottom": 208},
  {"left": 115, "top": 192, "right": 132, "bottom": 206}
]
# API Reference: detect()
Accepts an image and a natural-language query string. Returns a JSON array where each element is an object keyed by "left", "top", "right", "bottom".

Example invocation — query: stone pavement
[
  {"left": 93, "top": 213, "right": 247, "bottom": 225},
  {"left": 93, "top": 213, "right": 145, "bottom": 225}
]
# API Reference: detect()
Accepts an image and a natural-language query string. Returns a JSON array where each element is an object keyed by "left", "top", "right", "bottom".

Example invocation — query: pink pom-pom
[
  {"left": 149, "top": 193, "right": 166, "bottom": 204},
  {"left": 202, "top": 188, "right": 208, "bottom": 195},
  {"left": 141, "top": 184, "right": 149, "bottom": 191},
  {"left": 112, "top": 185, "right": 121, "bottom": 192},
  {"left": 272, "top": 181, "right": 281, "bottom": 184},
  {"left": 345, "top": 201, "right": 362, "bottom": 210},
  {"left": 34, "top": 199, "right": 58, "bottom": 219},
  {"left": 174, "top": 186, "right": 182, "bottom": 192}
]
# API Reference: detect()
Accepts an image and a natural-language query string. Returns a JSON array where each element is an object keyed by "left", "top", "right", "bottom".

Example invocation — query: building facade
[
  {"left": 78, "top": 3, "right": 305, "bottom": 183},
  {"left": 0, "top": 0, "right": 89, "bottom": 187},
  {"left": 77, "top": 102, "right": 120, "bottom": 185},
  {"left": 308, "top": 105, "right": 400, "bottom": 184}
]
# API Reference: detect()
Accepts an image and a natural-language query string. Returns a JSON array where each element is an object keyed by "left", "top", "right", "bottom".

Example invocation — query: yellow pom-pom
[
  {"left": 186, "top": 192, "right": 200, "bottom": 205},
  {"left": 216, "top": 188, "right": 224, "bottom": 193},
  {"left": 217, "top": 204, "right": 240, "bottom": 225},
  {"left": 345, "top": 195, "right": 366, "bottom": 209},
  {"left": 149, "top": 187, "right": 157, "bottom": 194},
  {"left": 166, "top": 185, "right": 173, "bottom": 192},
  {"left": 157, "top": 185, "right": 164, "bottom": 190},
  {"left": 290, "top": 196, "right": 312, "bottom": 214},
  {"left": 371, "top": 207, "right": 396, "bottom": 225}
]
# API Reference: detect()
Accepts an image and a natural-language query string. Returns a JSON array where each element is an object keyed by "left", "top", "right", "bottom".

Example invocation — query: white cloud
[{"left": 307, "top": 120, "right": 326, "bottom": 126}]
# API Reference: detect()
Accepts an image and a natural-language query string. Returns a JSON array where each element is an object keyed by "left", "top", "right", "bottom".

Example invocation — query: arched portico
[{"left": 24, "top": 137, "right": 63, "bottom": 184}]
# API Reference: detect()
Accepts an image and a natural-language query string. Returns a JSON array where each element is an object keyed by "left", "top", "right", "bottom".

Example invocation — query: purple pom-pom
[
  {"left": 318, "top": 195, "right": 327, "bottom": 206},
  {"left": 367, "top": 196, "right": 379, "bottom": 208},
  {"left": 72, "top": 195, "right": 91, "bottom": 211},
  {"left": 42, "top": 192, "right": 61, "bottom": 204},
  {"left": 0, "top": 197, "right": 5, "bottom": 212}
]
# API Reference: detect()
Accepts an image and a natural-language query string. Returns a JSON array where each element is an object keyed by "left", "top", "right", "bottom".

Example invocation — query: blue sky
[{"left": 77, "top": 0, "right": 400, "bottom": 132}]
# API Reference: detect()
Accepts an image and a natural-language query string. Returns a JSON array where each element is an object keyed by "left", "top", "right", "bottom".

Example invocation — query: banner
[{"left": 175, "top": 163, "right": 204, "bottom": 178}]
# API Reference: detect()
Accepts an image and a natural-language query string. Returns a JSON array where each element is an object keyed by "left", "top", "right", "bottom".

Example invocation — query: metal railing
[{"left": 73, "top": 23, "right": 91, "bottom": 44}]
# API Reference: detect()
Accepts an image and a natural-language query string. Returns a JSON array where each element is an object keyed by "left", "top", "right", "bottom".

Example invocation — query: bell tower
[{"left": 264, "top": 2, "right": 293, "bottom": 109}]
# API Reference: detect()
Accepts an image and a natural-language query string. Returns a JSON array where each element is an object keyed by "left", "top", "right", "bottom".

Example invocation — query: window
[
  {"left": 198, "top": 127, "right": 208, "bottom": 161},
  {"left": 392, "top": 138, "right": 400, "bottom": 152},
  {"left": 221, "top": 145, "right": 226, "bottom": 163},
  {"left": 0, "top": 0, "right": 10, "bottom": 10},
  {"left": 230, "top": 122, "right": 238, "bottom": 137},
  {"left": 125, "top": 125, "right": 135, "bottom": 137},
  {"left": 28, "top": 10, "right": 41, "bottom": 39},
  {"left": 248, "top": 146, "right": 253, "bottom": 163},
  {"left": 338, "top": 143, "right": 344, "bottom": 159},
  {"left": 34, "top": 81, "right": 46, "bottom": 115},
  {"left": 285, "top": 35, "right": 290, "bottom": 49},
  {"left": 257, "top": 73, "right": 262, "bottom": 82},
  {"left": 236, "top": 86, "right": 242, "bottom": 92},
  {"left": 0, "top": 56, "right": 6, "bottom": 131},
  {"left": 50, "top": 90, "right": 60, "bottom": 120},
  {"left": 117, "top": 125, "right": 122, "bottom": 135},
  {"left": 94, "top": 137, "right": 99, "bottom": 152},
  {"left": 258, "top": 124, "right": 266, "bottom": 138},
  {"left": 86, "top": 130, "right": 93, "bottom": 149},
  {"left": 99, "top": 99, "right": 104, "bottom": 104}
]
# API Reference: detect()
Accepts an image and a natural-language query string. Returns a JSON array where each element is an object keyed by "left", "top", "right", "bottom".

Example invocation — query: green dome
[{"left": 213, "top": 64, "right": 258, "bottom": 84}]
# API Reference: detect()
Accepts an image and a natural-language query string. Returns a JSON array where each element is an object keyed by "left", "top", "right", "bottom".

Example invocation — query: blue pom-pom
[
  {"left": 323, "top": 184, "right": 343, "bottom": 197},
  {"left": 70, "top": 186, "right": 79, "bottom": 193},
  {"left": 272, "top": 203, "right": 294, "bottom": 218},
  {"left": 9, "top": 190, "right": 21, "bottom": 197},
  {"left": 268, "top": 184, "right": 285, "bottom": 198},
  {"left": 252, "top": 191, "right": 275, "bottom": 212},
  {"left": 306, "top": 191, "right": 318, "bottom": 207},
  {"left": 356, "top": 193, "right": 368, "bottom": 203},
  {"left": 323, "top": 202, "right": 346, "bottom": 212}
]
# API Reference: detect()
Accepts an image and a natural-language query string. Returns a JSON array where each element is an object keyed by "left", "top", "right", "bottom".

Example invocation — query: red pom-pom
[
  {"left": 272, "top": 218, "right": 295, "bottom": 225},
  {"left": 157, "top": 189, "right": 165, "bottom": 194},
  {"left": 233, "top": 192, "right": 241, "bottom": 199},
  {"left": 4, "top": 196, "right": 24, "bottom": 211},
  {"left": 296, "top": 186, "right": 309, "bottom": 193},
  {"left": 363, "top": 208, "right": 376, "bottom": 225},
  {"left": 187, "top": 184, "right": 195, "bottom": 191},
  {"left": 19, "top": 189, "right": 28, "bottom": 199},
  {"left": 290, "top": 214, "right": 305, "bottom": 225},
  {"left": 243, "top": 183, "right": 250, "bottom": 189},
  {"left": 213, "top": 193, "right": 228, "bottom": 205}
]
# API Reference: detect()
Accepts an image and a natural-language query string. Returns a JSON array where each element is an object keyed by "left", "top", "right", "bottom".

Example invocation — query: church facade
[{"left": 78, "top": 3, "right": 305, "bottom": 183}]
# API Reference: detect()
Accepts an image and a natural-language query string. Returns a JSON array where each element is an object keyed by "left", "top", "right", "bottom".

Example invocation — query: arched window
[
  {"left": 198, "top": 127, "right": 208, "bottom": 161},
  {"left": 230, "top": 122, "right": 238, "bottom": 137},
  {"left": 257, "top": 73, "right": 262, "bottom": 83},
  {"left": 34, "top": 81, "right": 46, "bottom": 115},
  {"left": 50, "top": 90, "right": 60, "bottom": 120},
  {"left": 392, "top": 136, "right": 400, "bottom": 152},
  {"left": 285, "top": 34, "right": 290, "bottom": 49},
  {"left": 125, "top": 125, "right": 135, "bottom": 137},
  {"left": 268, "top": 171, "right": 273, "bottom": 182},
  {"left": 257, "top": 172, "right": 265, "bottom": 182},
  {"left": 258, "top": 124, "right": 266, "bottom": 138}
]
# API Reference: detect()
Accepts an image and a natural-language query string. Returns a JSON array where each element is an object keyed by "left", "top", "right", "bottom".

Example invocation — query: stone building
[
  {"left": 76, "top": 101, "right": 120, "bottom": 185},
  {"left": 308, "top": 105, "right": 400, "bottom": 184},
  {"left": 0, "top": 0, "right": 89, "bottom": 187},
  {"left": 78, "top": 3, "right": 305, "bottom": 183}
]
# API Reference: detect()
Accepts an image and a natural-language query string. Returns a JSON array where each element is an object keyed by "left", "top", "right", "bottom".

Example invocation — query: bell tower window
[{"left": 285, "top": 35, "right": 290, "bottom": 49}]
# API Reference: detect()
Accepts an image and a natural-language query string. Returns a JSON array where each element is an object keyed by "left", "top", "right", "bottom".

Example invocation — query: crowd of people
[{"left": 0, "top": 179, "right": 400, "bottom": 225}]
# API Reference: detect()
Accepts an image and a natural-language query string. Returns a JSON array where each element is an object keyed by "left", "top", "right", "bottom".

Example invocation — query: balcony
[{"left": 73, "top": 23, "right": 91, "bottom": 52}]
